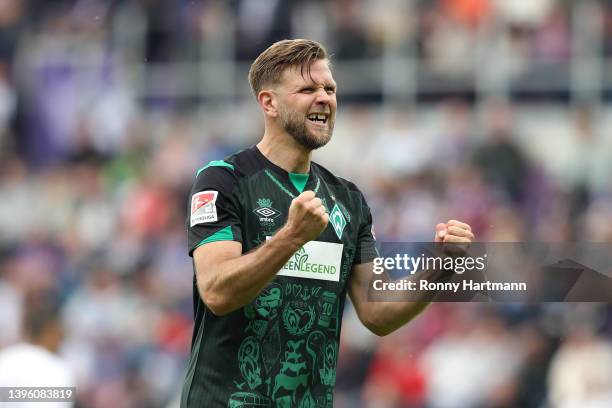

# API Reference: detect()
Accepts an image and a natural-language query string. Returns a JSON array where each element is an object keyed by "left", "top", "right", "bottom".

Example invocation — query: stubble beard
[{"left": 278, "top": 106, "right": 334, "bottom": 151}]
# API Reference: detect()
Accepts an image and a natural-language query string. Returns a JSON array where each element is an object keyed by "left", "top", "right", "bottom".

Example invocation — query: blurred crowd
[{"left": 1, "top": 0, "right": 612, "bottom": 407}]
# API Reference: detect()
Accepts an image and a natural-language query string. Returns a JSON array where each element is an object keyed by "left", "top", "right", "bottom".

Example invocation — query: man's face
[{"left": 273, "top": 59, "right": 337, "bottom": 150}]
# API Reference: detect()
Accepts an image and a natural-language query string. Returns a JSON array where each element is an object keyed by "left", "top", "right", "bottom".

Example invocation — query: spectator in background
[
  {"left": 492, "top": 0, "right": 555, "bottom": 28},
  {"left": 603, "top": 0, "right": 612, "bottom": 57},
  {"left": 0, "top": 0, "right": 23, "bottom": 62},
  {"left": 532, "top": 2, "right": 571, "bottom": 64},
  {"left": 328, "top": 0, "right": 372, "bottom": 60},
  {"left": 472, "top": 99, "right": 530, "bottom": 205},
  {"left": 421, "top": 5, "right": 477, "bottom": 78},
  {"left": 419, "top": 308, "right": 522, "bottom": 408},
  {"left": 0, "top": 271, "right": 21, "bottom": 349},
  {"left": 0, "top": 295, "right": 75, "bottom": 407},
  {"left": 514, "top": 324, "right": 556, "bottom": 408},
  {"left": 232, "top": 0, "right": 295, "bottom": 60},
  {"left": 548, "top": 327, "right": 612, "bottom": 408},
  {"left": 442, "top": 0, "right": 491, "bottom": 27}
]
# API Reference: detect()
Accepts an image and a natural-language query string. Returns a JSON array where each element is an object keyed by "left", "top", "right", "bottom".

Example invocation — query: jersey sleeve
[
  {"left": 353, "top": 190, "right": 379, "bottom": 265},
  {"left": 187, "top": 165, "right": 242, "bottom": 256}
]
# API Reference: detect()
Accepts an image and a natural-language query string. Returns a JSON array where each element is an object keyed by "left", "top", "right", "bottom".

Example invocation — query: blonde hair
[{"left": 248, "top": 39, "right": 329, "bottom": 98}]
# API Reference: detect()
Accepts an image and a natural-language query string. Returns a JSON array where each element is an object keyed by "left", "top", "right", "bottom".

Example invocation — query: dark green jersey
[{"left": 181, "top": 146, "right": 377, "bottom": 408}]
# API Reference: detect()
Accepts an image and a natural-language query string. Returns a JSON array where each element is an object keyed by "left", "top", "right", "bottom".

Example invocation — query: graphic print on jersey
[{"left": 229, "top": 280, "right": 342, "bottom": 408}]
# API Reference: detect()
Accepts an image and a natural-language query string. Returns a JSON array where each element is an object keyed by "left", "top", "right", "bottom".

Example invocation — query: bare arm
[
  {"left": 348, "top": 219, "right": 475, "bottom": 336},
  {"left": 194, "top": 229, "right": 300, "bottom": 315},
  {"left": 194, "top": 190, "right": 328, "bottom": 316},
  {"left": 348, "top": 262, "right": 451, "bottom": 336}
]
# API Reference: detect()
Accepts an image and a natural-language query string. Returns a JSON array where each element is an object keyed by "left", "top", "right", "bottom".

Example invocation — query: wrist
[{"left": 274, "top": 225, "right": 305, "bottom": 252}]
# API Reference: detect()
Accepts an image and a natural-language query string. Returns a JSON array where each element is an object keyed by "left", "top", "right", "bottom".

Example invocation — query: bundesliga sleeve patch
[{"left": 190, "top": 190, "right": 219, "bottom": 226}]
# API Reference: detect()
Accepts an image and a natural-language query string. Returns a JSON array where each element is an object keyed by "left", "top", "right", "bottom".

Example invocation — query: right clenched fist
[{"left": 283, "top": 190, "right": 329, "bottom": 245}]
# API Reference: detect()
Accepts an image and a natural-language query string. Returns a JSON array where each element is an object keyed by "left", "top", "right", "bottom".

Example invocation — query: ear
[{"left": 258, "top": 90, "right": 278, "bottom": 118}]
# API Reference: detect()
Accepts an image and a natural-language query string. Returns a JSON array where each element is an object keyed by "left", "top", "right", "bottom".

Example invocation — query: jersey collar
[{"left": 252, "top": 145, "right": 320, "bottom": 197}]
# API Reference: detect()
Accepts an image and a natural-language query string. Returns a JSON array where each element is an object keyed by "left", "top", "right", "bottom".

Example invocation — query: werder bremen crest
[
  {"left": 329, "top": 204, "right": 347, "bottom": 239},
  {"left": 253, "top": 198, "right": 282, "bottom": 226}
]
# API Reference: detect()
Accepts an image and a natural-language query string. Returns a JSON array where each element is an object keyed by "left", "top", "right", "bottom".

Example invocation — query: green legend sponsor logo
[
  {"left": 274, "top": 240, "right": 343, "bottom": 282},
  {"left": 283, "top": 247, "right": 337, "bottom": 275}
]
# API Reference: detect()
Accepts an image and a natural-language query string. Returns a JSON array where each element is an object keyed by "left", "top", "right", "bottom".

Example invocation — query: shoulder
[
  {"left": 311, "top": 161, "right": 367, "bottom": 198},
  {"left": 193, "top": 146, "right": 263, "bottom": 187},
  {"left": 0, "top": 345, "right": 75, "bottom": 387},
  {"left": 196, "top": 146, "right": 261, "bottom": 178}
]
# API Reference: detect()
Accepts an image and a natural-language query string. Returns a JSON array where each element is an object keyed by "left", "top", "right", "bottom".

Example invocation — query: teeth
[{"left": 308, "top": 114, "right": 327, "bottom": 123}]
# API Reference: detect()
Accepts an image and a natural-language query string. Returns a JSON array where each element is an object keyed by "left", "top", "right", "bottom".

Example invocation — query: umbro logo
[
  {"left": 253, "top": 198, "right": 282, "bottom": 225},
  {"left": 254, "top": 206, "right": 280, "bottom": 219}
]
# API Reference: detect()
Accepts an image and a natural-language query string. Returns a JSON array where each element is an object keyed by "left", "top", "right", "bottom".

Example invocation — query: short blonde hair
[{"left": 248, "top": 39, "right": 329, "bottom": 98}]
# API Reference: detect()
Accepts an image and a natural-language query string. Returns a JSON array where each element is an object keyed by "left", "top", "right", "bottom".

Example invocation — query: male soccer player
[{"left": 181, "top": 39, "right": 474, "bottom": 407}]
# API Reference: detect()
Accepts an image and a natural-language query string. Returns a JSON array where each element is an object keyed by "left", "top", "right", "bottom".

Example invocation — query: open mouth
[{"left": 307, "top": 113, "right": 328, "bottom": 125}]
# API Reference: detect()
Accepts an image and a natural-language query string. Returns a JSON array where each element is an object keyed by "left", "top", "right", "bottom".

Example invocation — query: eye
[
  {"left": 301, "top": 87, "right": 314, "bottom": 94},
  {"left": 325, "top": 86, "right": 336, "bottom": 95}
]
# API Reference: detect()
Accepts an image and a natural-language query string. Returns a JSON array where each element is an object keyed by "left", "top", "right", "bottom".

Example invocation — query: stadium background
[{"left": 1, "top": 0, "right": 612, "bottom": 407}]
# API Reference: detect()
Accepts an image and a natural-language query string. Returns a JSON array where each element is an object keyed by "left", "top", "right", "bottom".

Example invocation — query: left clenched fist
[{"left": 434, "top": 219, "right": 475, "bottom": 243}]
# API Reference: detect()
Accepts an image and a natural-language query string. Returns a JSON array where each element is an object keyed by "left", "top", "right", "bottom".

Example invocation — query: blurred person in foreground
[
  {"left": 181, "top": 39, "right": 474, "bottom": 407},
  {"left": 0, "top": 297, "right": 75, "bottom": 407}
]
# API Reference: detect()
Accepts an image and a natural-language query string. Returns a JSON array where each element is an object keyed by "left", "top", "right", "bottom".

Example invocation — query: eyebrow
[{"left": 295, "top": 82, "right": 337, "bottom": 90}]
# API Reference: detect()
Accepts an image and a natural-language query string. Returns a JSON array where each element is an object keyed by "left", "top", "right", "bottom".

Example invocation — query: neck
[
  {"left": 257, "top": 127, "right": 312, "bottom": 174},
  {"left": 27, "top": 336, "right": 59, "bottom": 354}
]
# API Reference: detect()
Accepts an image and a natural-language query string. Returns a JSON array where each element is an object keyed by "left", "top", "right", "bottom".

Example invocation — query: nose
[{"left": 314, "top": 87, "right": 331, "bottom": 104}]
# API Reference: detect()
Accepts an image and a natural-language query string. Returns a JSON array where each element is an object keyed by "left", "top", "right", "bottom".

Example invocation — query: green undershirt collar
[{"left": 289, "top": 172, "right": 309, "bottom": 193}]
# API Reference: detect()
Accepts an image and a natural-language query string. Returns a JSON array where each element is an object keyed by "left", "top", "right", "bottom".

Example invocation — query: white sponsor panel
[
  {"left": 190, "top": 190, "right": 218, "bottom": 226},
  {"left": 267, "top": 238, "right": 343, "bottom": 282}
]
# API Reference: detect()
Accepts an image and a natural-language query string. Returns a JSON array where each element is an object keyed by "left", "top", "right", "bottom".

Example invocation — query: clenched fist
[
  {"left": 434, "top": 219, "right": 474, "bottom": 243},
  {"left": 434, "top": 219, "right": 474, "bottom": 256},
  {"left": 283, "top": 190, "right": 329, "bottom": 245}
]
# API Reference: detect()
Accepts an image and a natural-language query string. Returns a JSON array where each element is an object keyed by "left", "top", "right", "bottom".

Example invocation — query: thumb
[
  {"left": 298, "top": 190, "right": 315, "bottom": 200},
  {"left": 434, "top": 223, "right": 447, "bottom": 242}
]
